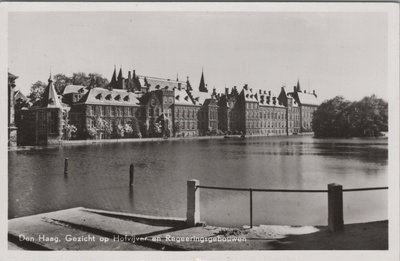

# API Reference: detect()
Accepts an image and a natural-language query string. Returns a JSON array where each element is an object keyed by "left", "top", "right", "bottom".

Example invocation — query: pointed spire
[
  {"left": 116, "top": 67, "right": 124, "bottom": 89},
  {"left": 296, "top": 79, "right": 301, "bottom": 92},
  {"left": 199, "top": 68, "right": 207, "bottom": 93},
  {"left": 118, "top": 67, "right": 123, "bottom": 80},
  {"left": 176, "top": 73, "right": 179, "bottom": 82},
  {"left": 48, "top": 73, "right": 53, "bottom": 83},
  {"left": 108, "top": 66, "right": 117, "bottom": 90},
  {"left": 42, "top": 74, "right": 61, "bottom": 108},
  {"left": 186, "top": 75, "right": 192, "bottom": 91}
]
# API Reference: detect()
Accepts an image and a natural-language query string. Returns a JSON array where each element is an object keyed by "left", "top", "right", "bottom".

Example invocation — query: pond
[{"left": 8, "top": 135, "right": 388, "bottom": 227}]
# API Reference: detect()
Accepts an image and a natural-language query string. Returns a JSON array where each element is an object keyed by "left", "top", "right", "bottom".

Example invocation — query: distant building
[{"left": 16, "top": 67, "right": 320, "bottom": 145}]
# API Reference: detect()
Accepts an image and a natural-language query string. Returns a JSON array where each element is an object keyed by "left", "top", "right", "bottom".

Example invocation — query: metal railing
[{"left": 194, "top": 183, "right": 388, "bottom": 231}]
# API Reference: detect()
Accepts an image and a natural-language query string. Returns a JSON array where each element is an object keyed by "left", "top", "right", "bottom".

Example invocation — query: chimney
[
  {"left": 264, "top": 90, "right": 266, "bottom": 94},
  {"left": 244, "top": 84, "right": 248, "bottom": 90},
  {"left": 225, "top": 87, "right": 229, "bottom": 96},
  {"left": 259, "top": 90, "right": 262, "bottom": 94},
  {"left": 268, "top": 91, "right": 271, "bottom": 96},
  {"left": 250, "top": 88, "right": 253, "bottom": 93}
]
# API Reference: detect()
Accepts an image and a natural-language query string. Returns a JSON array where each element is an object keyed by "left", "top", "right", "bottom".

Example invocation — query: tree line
[
  {"left": 27, "top": 72, "right": 109, "bottom": 103},
  {"left": 312, "top": 95, "right": 388, "bottom": 138}
]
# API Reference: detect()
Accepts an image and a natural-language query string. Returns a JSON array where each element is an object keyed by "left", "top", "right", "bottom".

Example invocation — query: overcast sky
[{"left": 8, "top": 11, "right": 388, "bottom": 101}]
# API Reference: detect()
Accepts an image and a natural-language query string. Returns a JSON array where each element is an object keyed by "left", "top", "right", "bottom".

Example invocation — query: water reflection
[{"left": 9, "top": 136, "right": 388, "bottom": 227}]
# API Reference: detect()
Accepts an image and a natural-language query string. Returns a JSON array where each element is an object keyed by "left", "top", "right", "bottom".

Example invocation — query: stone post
[
  {"left": 328, "top": 183, "right": 344, "bottom": 232},
  {"left": 129, "top": 164, "right": 134, "bottom": 187},
  {"left": 187, "top": 179, "right": 200, "bottom": 226},
  {"left": 64, "top": 158, "right": 68, "bottom": 175}
]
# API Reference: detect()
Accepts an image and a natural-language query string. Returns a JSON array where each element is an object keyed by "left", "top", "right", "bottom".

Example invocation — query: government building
[{"left": 15, "top": 67, "right": 320, "bottom": 145}]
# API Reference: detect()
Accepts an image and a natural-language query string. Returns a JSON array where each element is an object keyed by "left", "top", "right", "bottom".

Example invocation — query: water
[{"left": 8, "top": 136, "right": 388, "bottom": 227}]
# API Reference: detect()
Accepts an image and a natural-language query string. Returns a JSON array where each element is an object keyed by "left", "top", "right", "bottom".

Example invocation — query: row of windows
[
  {"left": 87, "top": 105, "right": 138, "bottom": 118},
  {"left": 246, "top": 120, "right": 286, "bottom": 129},
  {"left": 246, "top": 103, "right": 258, "bottom": 109},
  {"left": 176, "top": 120, "right": 197, "bottom": 130},
  {"left": 175, "top": 108, "right": 198, "bottom": 119},
  {"left": 246, "top": 110, "right": 287, "bottom": 120}
]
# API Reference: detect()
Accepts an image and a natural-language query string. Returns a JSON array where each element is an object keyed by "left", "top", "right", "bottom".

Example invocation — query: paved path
[{"left": 8, "top": 207, "right": 387, "bottom": 250}]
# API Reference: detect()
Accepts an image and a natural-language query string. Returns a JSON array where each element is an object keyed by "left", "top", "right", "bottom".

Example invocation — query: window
[{"left": 48, "top": 110, "right": 58, "bottom": 134}]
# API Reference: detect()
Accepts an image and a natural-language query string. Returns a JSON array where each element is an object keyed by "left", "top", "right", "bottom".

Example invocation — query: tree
[
  {"left": 53, "top": 74, "right": 72, "bottom": 94},
  {"left": 32, "top": 72, "right": 110, "bottom": 96},
  {"left": 88, "top": 73, "right": 109, "bottom": 88},
  {"left": 313, "top": 95, "right": 388, "bottom": 138},
  {"left": 28, "top": 81, "right": 47, "bottom": 103}
]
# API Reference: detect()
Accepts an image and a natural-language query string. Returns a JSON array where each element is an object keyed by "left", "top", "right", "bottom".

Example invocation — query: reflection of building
[
  {"left": 16, "top": 67, "right": 320, "bottom": 145},
  {"left": 8, "top": 73, "right": 18, "bottom": 147}
]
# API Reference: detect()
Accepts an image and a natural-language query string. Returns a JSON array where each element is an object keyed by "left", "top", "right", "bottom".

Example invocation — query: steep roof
[
  {"left": 174, "top": 88, "right": 197, "bottom": 106},
  {"left": 190, "top": 89, "right": 212, "bottom": 106},
  {"left": 138, "top": 75, "right": 189, "bottom": 91},
  {"left": 242, "top": 86, "right": 259, "bottom": 103},
  {"left": 258, "top": 93, "right": 285, "bottom": 108},
  {"left": 62, "top": 85, "right": 89, "bottom": 95},
  {"left": 80, "top": 87, "right": 140, "bottom": 106},
  {"left": 295, "top": 91, "right": 320, "bottom": 106},
  {"left": 41, "top": 76, "right": 62, "bottom": 108}
]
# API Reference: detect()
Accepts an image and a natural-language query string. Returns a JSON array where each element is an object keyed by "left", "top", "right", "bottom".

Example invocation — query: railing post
[
  {"left": 328, "top": 183, "right": 344, "bottom": 232},
  {"left": 129, "top": 164, "right": 134, "bottom": 187},
  {"left": 250, "top": 189, "right": 253, "bottom": 228},
  {"left": 187, "top": 179, "right": 200, "bottom": 226},
  {"left": 64, "top": 158, "right": 68, "bottom": 175}
]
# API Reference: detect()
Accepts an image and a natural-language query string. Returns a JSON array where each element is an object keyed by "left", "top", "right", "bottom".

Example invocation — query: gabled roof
[
  {"left": 242, "top": 86, "right": 258, "bottom": 103},
  {"left": 295, "top": 91, "right": 320, "bottom": 106},
  {"left": 14, "top": 90, "right": 28, "bottom": 101},
  {"left": 190, "top": 89, "right": 212, "bottom": 106},
  {"left": 80, "top": 87, "right": 140, "bottom": 106},
  {"left": 258, "top": 93, "right": 285, "bottom": 108},
  {"left": 138, "top": 75, "right": 189, "bottom": 92},
  {"left": 62, "top": 85, "right": 89, "bottom": 95},
  {"left": 174, "top": 88, "right": 197, "bottom": 106}
]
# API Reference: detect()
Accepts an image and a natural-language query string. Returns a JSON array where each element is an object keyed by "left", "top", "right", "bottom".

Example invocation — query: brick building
[{"left": 16, "top": 67, "right": 320, "bottom": 145}]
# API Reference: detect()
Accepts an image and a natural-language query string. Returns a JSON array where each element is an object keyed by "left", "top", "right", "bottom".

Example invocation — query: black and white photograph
[{"left": 2, "top": 2, "right": 399, "bottom": 261}]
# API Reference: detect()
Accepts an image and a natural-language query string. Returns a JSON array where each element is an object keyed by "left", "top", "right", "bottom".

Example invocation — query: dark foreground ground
[{"left": 8, "top": 207, "right": 387, "bottom": 250}]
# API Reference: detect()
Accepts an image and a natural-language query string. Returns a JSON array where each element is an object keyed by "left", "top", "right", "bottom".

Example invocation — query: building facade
[{"left": 16, "top": 67, "right": 320, "bottom": 145}]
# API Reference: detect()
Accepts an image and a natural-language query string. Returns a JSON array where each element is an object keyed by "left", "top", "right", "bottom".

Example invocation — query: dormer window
[
  {"left": 175, "top": 95, "right": 180, "bottom": 100},
  {"left": 184, "top": 96, "right": 188, "bottom": 101},
  {"left": 124, "top": 95, "right": 129, "bottom": 101},
  {"left": 155, "top": 85, "right": 160, "bottom": 89},
  {"left": 115, "top": 95, "right": 121, "bottom": 101},
  {"left": 96, "top": 93, "right": 102, "bottom": 100},
  {"left": 78, "top": 88, "right": 84, "bottom": 93},
  {"left": 105, "top": 94, "right": 112, "bottom": 100}
]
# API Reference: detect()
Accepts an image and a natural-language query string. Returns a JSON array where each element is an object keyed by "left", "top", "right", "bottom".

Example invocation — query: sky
[{"left": 8, "top": 11, "right": 388, "bottom": 102}]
